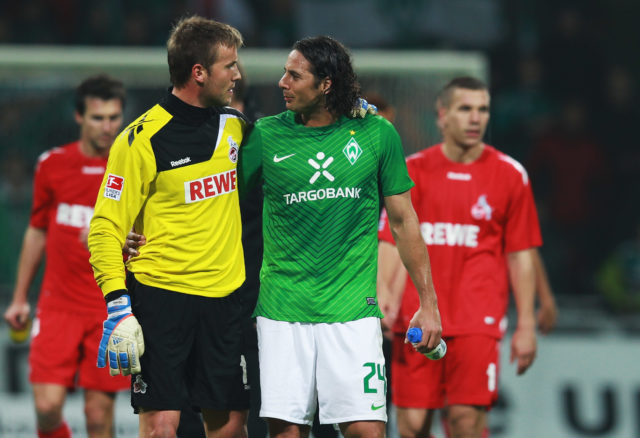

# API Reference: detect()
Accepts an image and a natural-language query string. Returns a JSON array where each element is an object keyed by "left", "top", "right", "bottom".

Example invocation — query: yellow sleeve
[{"left": 88, "top": 113, "right": 160, "bottom": 296}]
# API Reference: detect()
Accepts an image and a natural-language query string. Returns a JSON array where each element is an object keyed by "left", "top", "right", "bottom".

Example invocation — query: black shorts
[{"left": 128, "top": 274, "right": 249, "bottom": 412}]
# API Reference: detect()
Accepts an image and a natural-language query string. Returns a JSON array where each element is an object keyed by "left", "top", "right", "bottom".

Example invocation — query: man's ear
[
  {"left": 74, "top": 111, "right": 83, "bottom": 126},
  {"left": 192, "top": 64, "right": 206, "bottom": 85},
  {"left": 321, "top": 77, "right": 332, "bottom": 95}
]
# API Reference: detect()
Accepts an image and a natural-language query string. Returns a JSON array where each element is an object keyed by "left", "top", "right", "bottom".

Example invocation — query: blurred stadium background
[{"left": 0, "top": 1, "right": 639, "bottom": 437}]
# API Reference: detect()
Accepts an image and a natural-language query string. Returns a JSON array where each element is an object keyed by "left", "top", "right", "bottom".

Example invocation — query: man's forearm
[
  {"left": 508, "top": 249, "right": 536, "bottom": 328},
  {"left": 389, "top": 214, "right": 437, "bottom": 309},
  {"left": 88, "top": 219, "right": 128, "bottom": 296},
  {"left": 12, "top": 226, "right": 47, "bottom": 302}
]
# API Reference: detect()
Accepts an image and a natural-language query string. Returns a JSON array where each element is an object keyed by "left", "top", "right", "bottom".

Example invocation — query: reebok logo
[
  {"left": 171, "top": 157, "right": 191, "bottom": 167},
  {"left": 82, "top": 166, "right": 105, "bottom": 175},
  {"left": 447, "top": 171, "right": 471, "bottom": 181},
  {"left": 104, "top": 174, "right": 124, "bottom": 201},
  {"left": 185, "top": 169, "right": 236, "bottom": 204}
]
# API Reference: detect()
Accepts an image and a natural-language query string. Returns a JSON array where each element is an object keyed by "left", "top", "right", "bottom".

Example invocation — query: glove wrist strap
[
  {"left": 104, "top": 289, "right": 129, "bottom": 304},
  {"left": 106, "top": 293, "right": 132, "bottom": 318}
]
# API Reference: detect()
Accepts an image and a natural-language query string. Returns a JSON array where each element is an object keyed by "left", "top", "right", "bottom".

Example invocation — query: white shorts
[{"left": 257, "top": 316, "right": 387, "bottom": 426}]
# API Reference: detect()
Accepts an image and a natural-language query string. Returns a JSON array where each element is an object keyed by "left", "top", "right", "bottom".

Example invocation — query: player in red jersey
[
  {"left": 378, "top": 77, "right": 541, "bottom": 438},
  {"left": 3, "top": 75, "right": 129, "bottom": 438}
]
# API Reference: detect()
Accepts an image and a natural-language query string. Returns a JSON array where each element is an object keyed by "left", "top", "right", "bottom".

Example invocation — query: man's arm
[
  {"left": 377, "top": 240, "right": 406, "bottom": 338},
  {"left": 383, "top": 191, "right": 441, "bottom": 352},
  {"left": 3, "top": 226, "right": 46, "bottom": 329},
  {"left": 507, "top": 248, "right": 537, "bottom": 375},
  {"left": 533, "top": 249, "right": 557, "bottom": 334},
  {"left": 237, "top": 123, "right": 262, "bottom": 198}
]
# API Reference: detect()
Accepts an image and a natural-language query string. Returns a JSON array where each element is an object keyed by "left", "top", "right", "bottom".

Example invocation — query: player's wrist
[
  {"left": 104, "top": 290, "right": 132, "bottom": 320},
  {"left": 104, "top": 289, "right": 129, "bottom": 304},
  {"left": 515, "top": 319, "right": 536, "bottom": 331}
]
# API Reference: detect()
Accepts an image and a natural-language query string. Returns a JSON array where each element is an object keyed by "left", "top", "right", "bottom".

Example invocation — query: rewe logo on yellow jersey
[{"left": 184, "top": 169, "right": 236, "bottom": 204}]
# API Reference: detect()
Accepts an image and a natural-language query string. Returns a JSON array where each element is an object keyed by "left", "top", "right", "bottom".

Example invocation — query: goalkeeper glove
[
  {"left": 97, "top": 293, "right": 145, "bottom": 376},
  {"left": 350, "top": 97, "right": 378, "bottom": 118}
]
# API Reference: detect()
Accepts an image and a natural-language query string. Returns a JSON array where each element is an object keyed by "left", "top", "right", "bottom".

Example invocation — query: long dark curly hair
[{"left": 293, "top": 36, "right": 361, "bottom": 117}]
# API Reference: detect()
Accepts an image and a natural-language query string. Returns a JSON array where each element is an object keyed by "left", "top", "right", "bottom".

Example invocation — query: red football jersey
[
  {"left": 31, "top": 142, "right": 109, "bottom": 317},
  {"left": 379, "top": 144, "right": 542, "bottom": 339}
]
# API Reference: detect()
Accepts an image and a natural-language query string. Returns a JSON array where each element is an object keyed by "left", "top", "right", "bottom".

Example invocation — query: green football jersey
[{"left": 239, "top": 111, "right": 413, "bottom": 322}]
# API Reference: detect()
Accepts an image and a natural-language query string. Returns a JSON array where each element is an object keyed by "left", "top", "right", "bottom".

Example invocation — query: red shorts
[
  {"left": 29, "top": 307, "right": 130, "bottom": 392},
  {"left": 391, "top": 333, "right": 500, "bottom": 409}
]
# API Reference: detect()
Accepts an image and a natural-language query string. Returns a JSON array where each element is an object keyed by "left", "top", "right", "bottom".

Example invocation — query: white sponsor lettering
[
  {"left": 447, "top": 171, "right": 471, "bottom": 181},
  {"left": 170, "top": 157, "right": 191, "bottom": 167},
  {"left": 56, "top": 203, "right": 94, "bottom": 228},
  {"left": 283, "top": 187, "right": 361, "bottom": 205},
  {"left": 184, "top": 169, "right": 236, "bottom": 204},
  {"left": 420, "top": 222, "right": 480, "bottom": 247},
  {"left": 82, "top": 166, "right": 105, "bottom": 175}
]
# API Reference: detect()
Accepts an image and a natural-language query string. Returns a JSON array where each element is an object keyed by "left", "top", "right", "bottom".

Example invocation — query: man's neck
[
  {"left": 298, "top": 108, "right": 338, "bottom": 127},
  {"left": 441, "top": 141, "right": 484, "bottom": 164},
  {"left": 78, "top": 140, "right": 108, "bottom": 159},
  {"left": 173, "top": 85, "right": 205, "bottom": 108}
]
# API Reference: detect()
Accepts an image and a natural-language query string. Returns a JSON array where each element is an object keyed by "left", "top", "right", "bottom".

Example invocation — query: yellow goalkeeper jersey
[{"left": 89, "top": 92, "right": 247, "bottom": 297}]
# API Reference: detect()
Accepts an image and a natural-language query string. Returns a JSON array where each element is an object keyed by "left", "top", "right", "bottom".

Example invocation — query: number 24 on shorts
[{"left": 363, "top": 362, "right": 386, "bottom": 395}]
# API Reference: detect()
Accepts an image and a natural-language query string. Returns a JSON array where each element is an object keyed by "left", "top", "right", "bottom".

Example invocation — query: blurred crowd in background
[{"left": 1, "top": 0, "right": 639, "bottom": 313}]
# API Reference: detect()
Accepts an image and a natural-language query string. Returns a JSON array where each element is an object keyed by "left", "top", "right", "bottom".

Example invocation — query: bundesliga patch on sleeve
[{"left": 104, "top": 174, "right": 124, "bottom": 201}]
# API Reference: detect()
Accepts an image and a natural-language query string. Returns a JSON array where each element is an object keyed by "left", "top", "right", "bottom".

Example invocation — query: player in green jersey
[{"left": 238, "top": 36, "right": 442, "bottom": 438}]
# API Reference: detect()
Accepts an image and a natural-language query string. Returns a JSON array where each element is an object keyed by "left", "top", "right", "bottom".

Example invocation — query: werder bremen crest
[{"left": 343, "top": 137, "right": 362, "bottom": 165}]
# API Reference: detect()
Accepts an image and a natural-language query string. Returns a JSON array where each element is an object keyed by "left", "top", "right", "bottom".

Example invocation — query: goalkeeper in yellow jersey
[{"left": 88, "top": 16, "right": 250, "bottom": 438}]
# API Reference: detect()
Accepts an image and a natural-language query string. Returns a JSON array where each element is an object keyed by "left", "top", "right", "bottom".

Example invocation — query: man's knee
[
  {"left": 203, "top": 409, "right": 247, "bottom": 438},
  {"left": 396, "top": 408, "right": 434, "bottom": 438},
  {"left": 266, "top": 418, "right": 310, "bottom": 438},
  {"left": 34, "top": 395, "right": 65, "bottom": 430},
  {"left": 140, "top": 410, "right": 181, "bottom": 438},
  {"left": 84, "top": 391, "right": 116, "bottom": 435},
  {"left": 447, "top": 406, "right": 485, "bottom": 438},
  {"left": 339, "top": 420, "right": 385, "bottom": 438}
]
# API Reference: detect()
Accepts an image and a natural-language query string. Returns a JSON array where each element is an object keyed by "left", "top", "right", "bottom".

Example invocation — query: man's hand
[
  {"left": 79, "top": 227, "right": 90, "bottom": 250},
  {"left": 123, "top": 231, "right": 146, "bottom": 257},
  {"left": 380, "top": 307, "right": 398, "bottom": 341},
  {"left": 4, "top": 300, "right": 30, "bottom": 331},
  {"left": 350, "top": 98, "right": 378, "bottom": 118},
  {"left": 407, "top": 304, "right": 442, "bottom": 355},
  {"left": 97, "top": 294, "right": 145, "bottom": 376},
  {"left": 510, "top": 326, "right": 536, "bottom": 375}
]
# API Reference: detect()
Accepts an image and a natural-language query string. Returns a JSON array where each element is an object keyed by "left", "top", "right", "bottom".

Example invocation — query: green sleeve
[
  {"left": 238, "top": 123, "right": 263, "bottom": 198},
  {"left": 378, "top": 119, "right": 414, "bottom": 196}
]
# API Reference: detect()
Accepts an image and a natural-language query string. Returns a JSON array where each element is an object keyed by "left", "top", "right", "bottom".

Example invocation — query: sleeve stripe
[{"left": 498, "top": 154, "right": 529, "bottom": 185}]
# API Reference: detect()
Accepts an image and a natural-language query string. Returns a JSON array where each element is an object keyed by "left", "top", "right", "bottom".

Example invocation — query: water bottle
[
  {"left": 407, "top": 327, "right": 447, "bottom": 360},
  {"left": 9, "top": 317, "right": 31, "bottom": 343}
]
